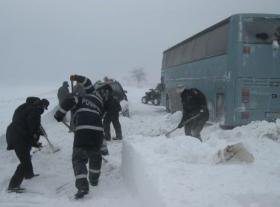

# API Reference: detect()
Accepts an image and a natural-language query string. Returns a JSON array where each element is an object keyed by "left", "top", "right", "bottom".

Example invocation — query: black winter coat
[
  {"left": 54, "top": 92, "right": 104, "bottom": 148},
  {"left": 181, "top": 88, "right": 209, "bottom": 122},
  {"left": 57, "top": 85, "right": 70, "bottom": 105},
  {"left": 104, "top": 96, "right": 121, "bottom": 115},
  {"left": 6, "top": 102, "right": 44, "bottom": 150}
]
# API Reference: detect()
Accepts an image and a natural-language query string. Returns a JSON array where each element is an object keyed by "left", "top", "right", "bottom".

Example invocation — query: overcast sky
[{"left": 0, "top": 0, "right": 279, "bottom": 86}]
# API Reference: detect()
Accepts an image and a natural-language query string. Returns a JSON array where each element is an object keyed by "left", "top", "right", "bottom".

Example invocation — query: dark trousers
[
  {"left": 184, "top": 115, "right": 208, "bottom": 138},
  {"left": 72, "top": 147, "right": 102, "bottom": 191},
  {"left": 8, "top": 145, "right": 33, "bottom": 189},
  {"left": 103, "top": 113, "right": 122, "bottom": 140}
]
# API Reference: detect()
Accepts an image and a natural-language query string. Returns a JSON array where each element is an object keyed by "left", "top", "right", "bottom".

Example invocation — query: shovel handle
[
  {"left": 165, "top": 127, "right": 178, "bottom": 137},
  {"left": 165, "top": 113, "right": 201, "bottom": 137}
]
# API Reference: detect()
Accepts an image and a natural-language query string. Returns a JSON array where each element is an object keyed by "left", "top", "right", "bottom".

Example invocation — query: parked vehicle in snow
[{"left": 141, "top": 88, "right": 161, "bottom": 105}]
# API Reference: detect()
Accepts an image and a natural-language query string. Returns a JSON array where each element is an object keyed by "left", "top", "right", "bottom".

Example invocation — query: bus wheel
[{"left": 166, "top": 95, "right": 171, "bottom": 112}]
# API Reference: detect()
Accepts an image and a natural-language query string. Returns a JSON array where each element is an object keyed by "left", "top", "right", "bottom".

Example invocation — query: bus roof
[{"left": 163, "top": 13, "right": 280, "bottom": 54}]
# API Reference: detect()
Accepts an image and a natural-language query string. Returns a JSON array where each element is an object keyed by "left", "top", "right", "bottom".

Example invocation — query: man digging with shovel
[
  {"left": 6, "top": 97, "right": 50, "bottom": 193},
  {"left": 176, "top": 85, "right": 209, "bottom": 142}
]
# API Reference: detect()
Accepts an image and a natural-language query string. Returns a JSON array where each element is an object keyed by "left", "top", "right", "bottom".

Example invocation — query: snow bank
[
  {"left": 121, "top": 138, "right": 166, "bottom": 207},
  {"left": 121, "top": 119, "right": 280, "bottom": 207}
]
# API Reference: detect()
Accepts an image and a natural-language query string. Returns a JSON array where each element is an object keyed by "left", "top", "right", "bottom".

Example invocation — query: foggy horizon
[{"left": 0, "top": 0, "right": 279, "bottom": 87}]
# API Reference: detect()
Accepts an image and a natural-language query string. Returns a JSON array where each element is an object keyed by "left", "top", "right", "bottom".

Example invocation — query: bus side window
[{"left": 216, "top": 93, "right": 225, "bottom": 120}]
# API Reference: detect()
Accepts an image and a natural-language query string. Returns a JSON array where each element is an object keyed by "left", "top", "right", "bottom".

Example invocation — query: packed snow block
[
  {"left": 121, "top": 140, "right": 166, "bottom": 207},
  {"left": 213, "top": 142, "right": 254, "bottom": 164}
]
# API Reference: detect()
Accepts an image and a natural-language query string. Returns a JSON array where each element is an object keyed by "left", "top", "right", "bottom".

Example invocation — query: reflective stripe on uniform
[
  {"left": 75, "top": 125, "right": 104, "bottom": 132},
  {"left": 89, "top": 169, "right": 100, "bottom": 174},
  {"left": 95, "top": 93, "right": 102, "bottom": 101},
  {"left": 88, "top": 94, "right": 103, "bottom": 106},
  {"left": 58, "top": 106, "right": 67, "bottom": 114},
  {"left": 90, "top": 103, "right": 101, "bottom": 114},
  {"left": 84, "top": 84, "right": 93, "bottom": 90},
  {"left": 75, "top": 174, "right": 87, "bottom": 179},
  {"left": 75, "top": 108, "right": 99, "bottom": 115},
  {"left": 82, "top": 78, "right": 88, "bottom": 86}
]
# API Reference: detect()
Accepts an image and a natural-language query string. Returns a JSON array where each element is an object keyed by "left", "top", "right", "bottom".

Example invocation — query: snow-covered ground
[{"left": 0, "top": 86, "right": 280, "bottom": 207}]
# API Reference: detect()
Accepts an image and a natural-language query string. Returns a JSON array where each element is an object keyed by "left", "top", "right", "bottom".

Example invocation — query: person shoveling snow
[{"left": 6, "top": 97, "right": 49, "bottom": 193}]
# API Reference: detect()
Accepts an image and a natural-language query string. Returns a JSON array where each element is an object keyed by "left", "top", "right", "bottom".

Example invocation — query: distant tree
[{"left": 130, "top": 67, "right": 146, "bottom": 87}]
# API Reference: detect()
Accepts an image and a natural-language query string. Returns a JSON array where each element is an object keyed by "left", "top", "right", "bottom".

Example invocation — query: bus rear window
[{"left": 242, "top": 17, "right": 280, "bottom": 44}]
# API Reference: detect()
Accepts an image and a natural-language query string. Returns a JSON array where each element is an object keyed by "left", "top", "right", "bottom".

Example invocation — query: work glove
[
  {"left": 37, "top": 127, "right": 44, "bottom": 136},
  {"left": 33, "top": 142, "right": 42, "bottom": 149},
  {"left": 177, "top": 121, "right": 184, "bottom": 128},
  {"left": 70, "top": 74, "right": 77, "bottom": 81},
  {"left": 54, "top": 114, "right": 63, "bottom": 122},
  {"left": 31, "top": 134, "right": 42, "bottom": 148},
  {"left": 33, "top": 133, "right": 40, "bottom": 142}
]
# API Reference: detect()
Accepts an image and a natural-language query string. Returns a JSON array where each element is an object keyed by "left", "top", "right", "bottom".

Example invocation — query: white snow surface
[{"left": 0, "top": 86, "right": 280, "bottom": 207}]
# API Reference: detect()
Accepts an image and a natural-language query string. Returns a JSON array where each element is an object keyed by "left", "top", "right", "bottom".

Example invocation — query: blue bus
[{"left": 161, "top": 13, "right": 280, "bottom": 128}]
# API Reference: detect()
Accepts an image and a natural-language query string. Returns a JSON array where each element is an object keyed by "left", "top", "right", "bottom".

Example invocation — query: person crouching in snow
[
  {"left": 6, "top": 97, "right": 49, "bottom": 192},
  {"left": 177, "top": 85, "right": 209, "bottom": 141},
  {"left": 54, "top": 74, "right": 112, "bottom": 199}
]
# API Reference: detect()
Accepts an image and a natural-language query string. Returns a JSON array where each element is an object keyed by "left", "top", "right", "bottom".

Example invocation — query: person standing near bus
[
  {"left": 177, "top": 86, "right": 209, "bottom": 141},
  {"left": 54, "top": 74, "right": 111, "bottom": 199}
]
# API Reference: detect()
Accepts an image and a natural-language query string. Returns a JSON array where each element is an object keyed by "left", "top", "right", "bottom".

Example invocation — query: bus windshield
[{"left": 242, "top": 17, "right": 280, "bottom": 44}]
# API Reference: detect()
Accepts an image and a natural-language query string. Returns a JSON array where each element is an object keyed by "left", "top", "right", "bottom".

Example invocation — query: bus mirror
[{"left": 255, "top": 33, "right": 269, "bottom": 41}]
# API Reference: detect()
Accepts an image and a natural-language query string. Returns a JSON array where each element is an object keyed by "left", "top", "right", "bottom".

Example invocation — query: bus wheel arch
[
  {"left": 166, "top": 94, "right": 171, "bottom": 112},
  {"left": 207, "top": 101, "right": 215, "bottom": 122}
]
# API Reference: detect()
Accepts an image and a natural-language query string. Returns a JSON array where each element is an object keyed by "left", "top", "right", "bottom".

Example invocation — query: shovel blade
[
  {"left": 52, "top": 148, "right": 60, "bottom": 153},
  {"left": 49, "top": 145, "right": 60, "bottom": 153}
]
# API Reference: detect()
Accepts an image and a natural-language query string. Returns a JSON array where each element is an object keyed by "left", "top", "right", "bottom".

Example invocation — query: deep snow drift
[{"left": 0, "top": 86, "right": 280, "bottom": 207}]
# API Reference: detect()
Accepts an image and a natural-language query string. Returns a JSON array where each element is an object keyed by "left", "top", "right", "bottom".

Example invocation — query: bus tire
[{"left": 166, "top": 95, "right": 171, "bottom": 112}]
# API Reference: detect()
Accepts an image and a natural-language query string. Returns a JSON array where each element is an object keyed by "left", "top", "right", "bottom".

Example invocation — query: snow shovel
[
  {"left": 70, "top": 79, "right": 74, "bottom": 126},
  {"left": 62, "top": 121, "right": 73, "bottom": 132},
  {"left": 40, "top": 125, "right": 60, "bottom": 153},
  {"left": 165, "top": 113, "right": 201, "bottom": 138},
  {"left": 62, "top": 121, "right": 71, "bottom": 129}
]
